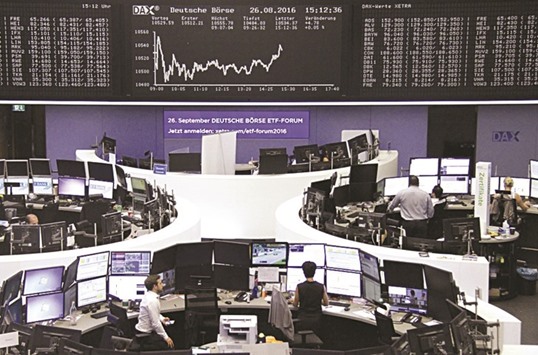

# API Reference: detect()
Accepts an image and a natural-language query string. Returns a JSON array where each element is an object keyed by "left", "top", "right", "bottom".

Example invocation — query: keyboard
[
  {"left": 329, "top": 300, "right": 351, "bottom": 308},
  {"left": 90, "top": 311, "right": 110, "bottom": 319}
]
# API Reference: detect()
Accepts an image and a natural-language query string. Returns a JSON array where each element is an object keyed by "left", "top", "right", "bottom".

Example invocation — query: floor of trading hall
[{"left": 492, "top": 290, "right": 538, "bottom": 345}]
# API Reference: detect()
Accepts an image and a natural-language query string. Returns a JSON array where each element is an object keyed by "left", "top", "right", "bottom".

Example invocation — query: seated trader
[
  {"left": 292, "top": 261, "right": 329, "bottom": 335},
  {"left": 387, "top": 175, "right": 434, "bottom": 238},
  {"left": 135, "top": 275, "right": 174, "bottom": 350},
  {"left": 503, "top": 177, "right": 531, "bottom": 212},
  {"left": 431, "top": 185, "right": 445, "bottom": 205},
  {"left": 25, "top": 214, "right": 39, "bottom": 225},
  {"left": 491, "top": 177, "right": 531, "bottom": 226}
]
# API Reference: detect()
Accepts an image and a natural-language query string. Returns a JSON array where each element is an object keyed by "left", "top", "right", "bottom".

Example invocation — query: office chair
[
  {"left": 184, "top": 287, "right": 220, "bottom": 347},
  {"left": 74, "top": 200, "right": 111, "bottom": 247},
  {"left": 427, "top": 200, "right": 447, "bottom": 239},
  {"left": 374, "top": 311, "right": 399, "bottom": 346},
  {"left": 39, "top": 201, "right": 60, "bottom": 224}
]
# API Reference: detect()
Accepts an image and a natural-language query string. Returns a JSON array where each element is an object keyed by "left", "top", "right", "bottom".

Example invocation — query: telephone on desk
[
  {"left": 234, "top": 291, "right": 250, "bottom": 302},
  {"left": 400, "top": 312, "right": 422, "bottom": 324}
]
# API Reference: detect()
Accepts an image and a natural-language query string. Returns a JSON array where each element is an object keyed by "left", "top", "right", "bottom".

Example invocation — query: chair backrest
[
  {"left": 108, "top": 303, "right": 133, "bottom": 338},
  {"left": 374, "top": 311, "right": 396, "bottom": 345},
  {"left": 40, "top": 202, "right": 60, "bottom": 224},
  {"left": 268, "top": 289, "right": 294, "bottom": 342},
  {"left": 428, "top": 201, "right": 447, "bottom": 239},
  {"left": 80, "top": 200, "right": 110, "bottom": 224},
  {"left": 184, "top": 287, "right": 219, "bottom": 315}
]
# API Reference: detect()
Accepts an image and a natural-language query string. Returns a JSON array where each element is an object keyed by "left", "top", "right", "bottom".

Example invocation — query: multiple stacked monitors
[
  {"left": 26, "top": 292, "right": 65, "bottom": 324},
  {"left": 325, "top": 245, "right": 360, "bottom": 272},
  {"left": 108, "top": 275, "right": 147, "bottom": 301},
  {"left": 29, "top": 159, "right": 53, "bottom": 195},
  {"left": 326, "top": 269, "right": 362, "bottom": 298},
  {"left": 76, "top": 252, "right": 110, "bottom": 281},
  {"left": 409, "top": 158, "right": 440, "bottom": 176},
  {"left": 359, "top": 250, "right": 380, "bottom": 283},
  {"left": 407, "top": 157, "right": 471, "bottom": 194},
  {"left": 288, "top": 243, "right": 325, "bottom": 268},
  {"left": 251, "top": 243, "right": 288, "bottom": 267},
  {"left": 58, "top": 177, "right": 86, "bottom": 198},
  {"left": 23, "top": 266, "right": 64, "bottom": 296},
  {"left": 285, "top": 266, "right": 324, "bottom": 292}
]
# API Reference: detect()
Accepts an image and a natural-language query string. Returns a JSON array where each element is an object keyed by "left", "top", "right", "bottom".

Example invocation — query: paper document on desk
[{"left": 353, "top": 309, "right": 376, "bottom": 320}]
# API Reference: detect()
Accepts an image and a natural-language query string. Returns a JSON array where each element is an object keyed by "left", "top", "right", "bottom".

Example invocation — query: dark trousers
[
  {"left": 402, "top": 219, "right": 428, "bottom": 238},
  {"left": 135, "top": 330, "right": 170, "bottom": 351}
]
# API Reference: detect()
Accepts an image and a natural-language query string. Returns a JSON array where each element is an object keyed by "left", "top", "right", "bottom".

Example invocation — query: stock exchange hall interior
[{"left": 1, "top": 0, "right": 538, "bottom": 354}]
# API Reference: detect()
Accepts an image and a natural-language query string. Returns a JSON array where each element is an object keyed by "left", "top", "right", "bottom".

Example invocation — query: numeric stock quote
[{"left": 0, "top": 0, "right": 537, "bottom": 102}]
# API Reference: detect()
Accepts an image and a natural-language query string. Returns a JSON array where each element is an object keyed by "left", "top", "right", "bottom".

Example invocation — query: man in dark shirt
[{"left": 292, "top": 261, "right": 329, "bottom": 334}]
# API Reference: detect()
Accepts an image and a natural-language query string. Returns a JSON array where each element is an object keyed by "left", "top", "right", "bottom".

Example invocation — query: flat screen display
[
  {"left": 29, "top": 159, "right": 51, "bottom": 176},
  {"left": 325, "top": 245, "right": 360, "bottom": 272},
  {"left": 76, "top": 276, "right": 107, "bottom": 308},
  {"left": 418, "top": 176, "right": 439, "bottom": 194},
  {"left": 286, "top": 267, "right": 324, "bottom": 292},
  {"left": 361, "top": 275, "right": 381, "bottom": 303},
  {"left": 531, "top": 160, "right": 538, "bottom": 180},
  {"left": 5, "top": 177, "right": 29, "bottom": 195},
  {"left": 23, "top": 266, "right": 65, "bottom": 296},
  {"left": 87, "top": 161, "right": 114, "bottom": 182},
  {"left": 108, "top": 275, "right": 147, "bottom": 301},
  {"left": 110, "top": 251, "right": 151, "bottom": 275},
  {"left": 32, "top": 177, "right": 54, "bottom": 195},
  {"left": 439, "top": 176, "right": 469, "bottom": 194},
  {"left": 25, "top": 292, "right": 64, "bottom": 324},
  {"left": 359, "top": 250, "right": 380, "bottom": 282},
  {"left": 5, "top": 160, "right": 29, "bottom": 177},
  {"left": 293, "top": 144, "right": 320, "bottom": 164},
  {"left": 251, "top": 242, "right": 288, "bottom": 267},
  {"left": 213, "top": 264, "right": 250, "bottom": 291},
  {"left": 151, "top": 245, "right": 177, "bottom": 274},
  {"left": 56, "top": 160, "right": 86, "bottom": 178},
  {"left": 76, "top": 252, "right": 109, "bottom": 281},
  {"left": 168, "top": 153, "right": 201, "bottom": 173},
  {"left": 214, "top": 241, "right": 250, "bottom": 267},
  {"left": 531, "top": 179, "right": 538, "bottom": 199},
  {"left": 409, "top": 158, "right": 439, "bottom": 176},
  {"left": 439, "top": 158, "right": 470, "bottom": 176},
  {"left": 388, "top": 286, "right": 428, "bottom": 315},
  {"left": 158, "top": 268, "right": 176, "bottom": 296},
  {"left": 383, "top": 176, "right": 408, "bottom": 196},
  {"left": 498, "top": 176, "right": 530, "bottom": 197},
  {"left": 63, "top": 284, "right": 77, "bottom": 319},
  {"left": 58, "top": 176, "right": 86, "bottom": 198},
  {"left": 1, "top": 271, "right": 23, "bottom": 306},
  {"left": 326, "top": 269, "right": 361, "bottom": 298},
  {"left": 287, "top": 243, "right": 325, "bottom": 268},
  {"left": 131, "top": 177, "right": 147, "bottom": 195},
  {"left": 41, "top": 221, "right": 66, "bottom": 249},
  {"left": 470, "top": 177, "right": 499, "bottom": 195}
]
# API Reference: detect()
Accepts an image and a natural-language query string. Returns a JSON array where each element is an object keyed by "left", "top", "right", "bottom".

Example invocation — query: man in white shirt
[
  {"left": 135, "top": 274, "right": 175, "bottom": 350},
  {"left": 387, "top": 175, "right": 434, "bottom": 238}
]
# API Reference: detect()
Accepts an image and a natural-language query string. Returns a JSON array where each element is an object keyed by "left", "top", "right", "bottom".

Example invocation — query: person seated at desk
[
  {"left": 431, "top": 185, "right": 446, "bottom": 206},
  {"left": 387, "top": 176, "right": 434, "bottom": 238},
  {"left": 292, "top": 261, "right": 329, "bottom": 335},
  {"left": 25, "top": 214, "right": 39, "bottom": 225},
  {"left": 491, "top": 176, "right": 531, "bottom": 226},
  {"left": 134, "top": 275, "right": 175, "bottom": 351}
]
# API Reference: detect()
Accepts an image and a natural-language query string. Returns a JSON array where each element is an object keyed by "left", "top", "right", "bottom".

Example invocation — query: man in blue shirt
[{"left": 387, "top": 175, "right": 434, "bottom": 238}]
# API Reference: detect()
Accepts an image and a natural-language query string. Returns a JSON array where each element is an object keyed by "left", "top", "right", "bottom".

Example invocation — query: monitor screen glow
[
  {"left": 58, "top": 176, "right": 86, "bottom": 197},
  {"left": 26, "top": 292, "right": 64, "bottom": 324},
  {"left": 108, "top": 275, "right": 147, "bottom": 301},
  {"left": 76, "top": 252, "right": 109, "bottom": 281},
  {"left": 251, "top": 243, "right": 288, "bottom": 267},
  {"left": 388, "top": 286, "right": 428, "bottom": 315},
  {"left": 531, "top": 160, "right": 538, "bottom": 180},
  {"left": 286, "top": 267, "right": 324, "bottom": 292},
  {"left": 418, "top": 176, "right": 439, "bottom": 194},
  {"left": 383, "top": 177, "right": 408, "bottom": 196},
  {"left": 362, "top": 275, "right": 381, "bottom": 303},
  {"left": 110, "top": 251, "right": 151, "bottom": 275},
  {"left": 23, "top": 266, "right": 65, "bottom": 296},
  {"left": 325, "top": 245, "right": 360, "bottom": 272},
  {"left": 287, "top": 243, "right": 325, "bottom": 268},
  {"left": 32, "top": 177, "right": 54, "bottom": 195},
  {"left": 326, "top": 269, "right": 361, "bottom": 298},
  {"left": 439, "top": 176, "right": 469, "bottom": 194},
  {"left": 470, "top": 177, "right": 499, "bottom": 195},
  {"left": 531, "top": 179, "right": 538, "bottom": 199},
  {"left": 499, "top": 176, "right": 530, "bottom": 197},
  {"left": 359, "top": 251, "right": 380, "bottom": 282},
  {"left": 76, "top": 276, "right": 107, "bottom": 308},
  {"left": 439, "top": 158, "right": 470, "bottom": 176},
  {"left": 409, "top": 158, "right": 439, "bottom": 176}
]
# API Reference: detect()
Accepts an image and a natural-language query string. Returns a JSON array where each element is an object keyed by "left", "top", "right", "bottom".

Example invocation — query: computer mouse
[
  {"left": 344, "top": 307, "right": 350, "bottom": 311},
  {"left": 225, "top": 301, "right": 232, "bottom": 305}
]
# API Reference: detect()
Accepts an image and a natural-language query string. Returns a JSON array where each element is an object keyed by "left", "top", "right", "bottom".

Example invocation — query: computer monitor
[
  {"left": 286, "top": 267, "right": 324, "bottom": 292},
  {"left": 349, "top": 164, "right": 378, "bottom": 184},
  {"left": 88, "top": 180, "right": 114, "bottom": 199},
  {"left": 4, "top": 177, "right": 30, "bottom": 195},
  {"left": 409, "top": 158, "right": 439, "bottom": 176},
  {"left": 349, "top": 182, "right": 377, "bottom": 203},
  {"left": 23, "top": 266, "right": 65, "bottom": 296},
  {"left": 359, "top": 250, "right": 380, "bottom": 282},
  {"left": 449, "top": 310, "right": 475, "bottom": 355},
  {"left": 288, "top": 243, "right": 325, "bottom": 268},
  {"left": 418, "top": 176, "right": 439, "bottom": 194},
  {"left": 11, "top": 224, "right": 40, "bottom": 253},
  {"left": 41, "top": 221, "right": 66, "bottom": 250},
  {"left": 407, "top": 323, "right": 454, "bottom": 355},
  {"left": 151, "top": 245, "right": 177, "bottom": 274},
  {"left": 443, "top": 217, "right": 481, "bottom": 243},
  {"left": 25, "top": 291, "right": 64, "bottom": 324},
  {"left": 383, "top": 260, "right": 424, "bottom": 289},
  {"left": 388, "top": 286, "right": 428, "bottom": 315},
  {"left": 356, "top": 211, "right": 386, "bottom": 231},
  {"left": 63, "top": 259, "right": 78, "bottom": 292},
  {"left": 115, "top": 165, "right": 127, "bottom": 189},
  {"left": 325, "top": 245, "right": 360, "bottom": 272},
  {"left": 5, "top": 160, "right": 29, "bottom": 177},
  {"left": 32, "top": 176, "right": 54, "bottom": 195},
  {"left": 310, "top": 179, "right": 332, "bottom": 196},
  {"left": 347, "top": 134, "right": 369, "bottom": 156},
  {"left": 293, "top": 144, "right": 320, "bottom": 164},
  {"left": 402, "top": 236, "right": 444, "bottom": 253},
  {"left": 214, "top": 240, "right": 250, "bottom": 267},
  {"left": 58, "top": 338, "right": 93, "bottom": 355},
  {"left": 531, "top": 179, "right": 538, "bottom": 199},
  {"left": 57, "top": 160, "right": 86, "bottom": 178},
  {"left": 439, "top": 176, "right": 469, "bottom": 195},
  {"left": 87, "top": 162, "right": 114, "bottom": 182},
  {"left": 531, "top": 160, "right": 538, "bottom": 179},
  {"left": 108, "top": 275, "right": 147, "bottom": 301},
  {"left": 76, "top": 251, "right": 110, "bottom": 281},
  {"left": 213, "top": 264, "right": 250, "bottom": 291},
  {"left": 326, "top": 269, "right": 361, "bottom": 298},
  {"left": 259, "top": 147, "right": 287, "bottom": 156},
  {"left": 110, "top": 251, "right": 151, "bottom": 275},
  {"left": 499, "top": 176, "right": 530, "bottom": 197},
  {"left": 168, "top": 152, "right": 201, "bottom": 173},
  {"left": 439, "top": 158, "right": 470, "bottom": 176},
  {"left": 101, "top": 136, "right": 116, "bottom": 155},
  {"left": 101, "top": 211, "right": 122, "bottom": 237},
  {"left": 383, "top": 177, "right": 408, "bottom": 196},
  {"left": 176, "top": 242, "right": 214, "bottom": 267},
  {"left": 29, "top": 158, "right": 51, "bottom": 177},
  {"left": 251, "top": 242, "right": 288, "bottom": 267},
  {"left": 259, "top": 154, "right": 288, "bottom": 174},
  {"left": 361, "top": 275, "right": 381, "bottom": 303},
  {"left": 320, "top": 142, "right": 349, "bottom": 161},
  {"left": 332, "top": 185, "right": 350, "bottom": 207},
  {"left": 132, "top": 194, "right": 146, "bottom": 214},
  {"left": 30, "top": 324, "right": 81, "bottom": 354},
  {"left": 76, "top": 276, "right": 107, "bottom": 308},
  {"left": 58, "top": 176, "right": 86, "bottom": 198},
  {"left": 158, "top": 268, "right": 176, "bottom": 296},
  {"left": 121, "top": 156, "right": 138, "bottom": 167},
  {"left": 424, "top": 265, "right": 458, "bottom": 322},
  {"left": 3, "top": 297, "right": 23, "bottom": 326},
  {"left": 1, "top": 271, "right": 23, "bottom": 306},
  {"left": 144, "top": 198, "right": 160, "bottom": 226},
  {"left": 131, "top": 176, "right": 148, "bottom": 195}
]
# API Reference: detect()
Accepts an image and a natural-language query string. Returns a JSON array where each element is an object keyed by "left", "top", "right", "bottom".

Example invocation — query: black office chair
[
  {"left": 184, "top": 287, "right": 220, "bottom": 347},
  {"left": 374, "top": 311, "right": 399, "bottom": 346},
  {"left": 39, "top": 201, "right": 60, "bottom": 224},
  {"left": 427, "top": 200, "right": 447, "bottom": 239},
  {"left": 75, "top": 200, "right": 111, "bottom": 247}
]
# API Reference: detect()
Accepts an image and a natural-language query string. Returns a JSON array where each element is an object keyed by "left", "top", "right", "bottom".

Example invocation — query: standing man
[
  {"left": 387, "top": 175, "right": 434, "bottom": 238},
  {"left": 135, "top": 274, "right": 174, "bottom": 350}
]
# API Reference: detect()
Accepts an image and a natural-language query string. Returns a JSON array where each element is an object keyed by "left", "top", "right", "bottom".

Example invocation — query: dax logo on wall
[{"left": 492, "top": 131, "right": 520, "bottom": 142}]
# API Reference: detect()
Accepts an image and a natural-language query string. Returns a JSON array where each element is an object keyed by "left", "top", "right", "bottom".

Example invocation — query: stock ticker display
[{"left": 0, "top": 0, "right": 536, "bottom": 102}]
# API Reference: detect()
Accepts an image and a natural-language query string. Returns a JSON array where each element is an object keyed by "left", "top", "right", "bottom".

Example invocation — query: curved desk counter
[
  {"left": 76, "top": 149, "right": 398, "bottom": 239},
  {"left": 275, "top": 196, "right": 521, "bottom": 347},
  {"left": 0, "top": 197, "right": 201, "bottom": 283}
]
